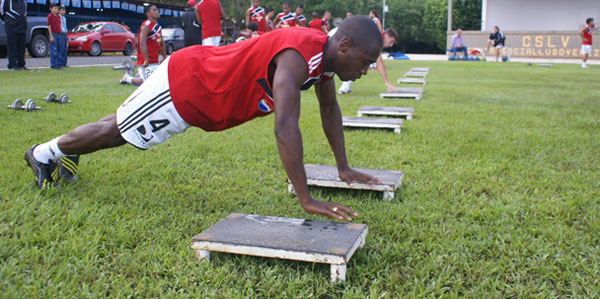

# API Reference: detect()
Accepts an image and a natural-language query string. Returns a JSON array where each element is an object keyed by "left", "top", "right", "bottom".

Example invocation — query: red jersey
[
  {"left": 198, "top": 0, "right": 222, "bottom": 38},
  {"left": 583, "top": 25, "right": 593, "bottom": 45},
  {"left": 247, "top": 6, "right": 267, "bottom": 32},
  {"left": 295, "top": 13, "right": 306, "bottom": 26},
  {"left": 321, "top": 18, "right": 330, "bottom": 31},
  {"left": 168, "top": 28, "right": 333, "bottom": 131},
  {"left": 308, "top": 18, "right": 323, "bottom": 31},
  {"left": 276, "top": 12, "right": 296, "bottom": 28},
  {"left": 136, "top": 19, "right": 162, "bottom": 65}
]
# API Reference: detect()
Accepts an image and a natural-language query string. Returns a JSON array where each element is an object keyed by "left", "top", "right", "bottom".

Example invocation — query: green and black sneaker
[
  {"left": 24, "top": 145, "right": 57, "bottom": 189},
  {"left": 57, "top": 155, "right": 80, "bottom": 182}
]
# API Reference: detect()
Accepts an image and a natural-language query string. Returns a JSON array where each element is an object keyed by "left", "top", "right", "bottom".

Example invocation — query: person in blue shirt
[{"left": 58, "top": 5, "right": 68, "bottom": 67}]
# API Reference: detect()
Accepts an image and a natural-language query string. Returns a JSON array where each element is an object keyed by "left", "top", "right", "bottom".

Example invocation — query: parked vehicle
[
  {"left": 67, "top": 22, "right": 135, "bottom": 56},
  {"left": 161, "top": 28, "right": 184, "bottom": 55},
  {"left": 0, "top": 16, "right": 49, "bottom": 58}
]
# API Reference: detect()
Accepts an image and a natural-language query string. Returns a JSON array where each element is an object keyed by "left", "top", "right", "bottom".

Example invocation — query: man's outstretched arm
[
  {"left": 314, "top": 79, "right": 381, "bottom": 186},
  {"left": 272, "top": 50, "right": 356, "bottom": 221}
]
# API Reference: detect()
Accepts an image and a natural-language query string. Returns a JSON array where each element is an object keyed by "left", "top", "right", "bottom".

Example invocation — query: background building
[{"left": 448, "top": 0, "right": 600, "bottom": 59}]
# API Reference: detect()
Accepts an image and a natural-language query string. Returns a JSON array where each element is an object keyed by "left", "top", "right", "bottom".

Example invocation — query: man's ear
[{"left": 338, "top": 37, "right": 353, "bottom": 53}]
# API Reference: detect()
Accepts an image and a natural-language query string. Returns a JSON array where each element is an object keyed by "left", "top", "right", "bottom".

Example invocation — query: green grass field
[{"left": 1, "top": 60, "right": 599, "bottom": 297}]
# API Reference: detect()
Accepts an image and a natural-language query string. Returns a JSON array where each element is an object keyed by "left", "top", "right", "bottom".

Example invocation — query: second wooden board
[
  {"left": 379, "top": 92, "right": 421, "bottom": 100},
  {"left": 397, "top": 78, "right": 426, "bottom": 84},
  {"left": 357, "top": 106, "right": 414, "bottom": 119},
  {"left": 342, "top": 117, "right": 402, "bottom": 134},
  {"left": 288, "top": 164, "right": 404, "bottom": 201}
]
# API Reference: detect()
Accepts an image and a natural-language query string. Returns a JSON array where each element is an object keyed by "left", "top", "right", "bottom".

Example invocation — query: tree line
[{"left": 167, "top": 0, "right": 481, "bottom": 53}]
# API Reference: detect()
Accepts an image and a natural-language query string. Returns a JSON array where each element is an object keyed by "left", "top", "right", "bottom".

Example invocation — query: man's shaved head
[
  {"left": 333, "top": 15, "right": 383, "bottom": 53},
  {"left": 324, "top": 16, "right": 383, "bottom": 81}
]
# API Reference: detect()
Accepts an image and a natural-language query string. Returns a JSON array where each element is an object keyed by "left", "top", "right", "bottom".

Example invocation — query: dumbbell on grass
[
  {"left": 43, "top": 92, "right": 71, "bottom": 104},
  {"left": 7, "top": 99, "right": 42, "bottom": 111},
  {"left": 112, "top": 60, "right": 135, "bottom": 74}
]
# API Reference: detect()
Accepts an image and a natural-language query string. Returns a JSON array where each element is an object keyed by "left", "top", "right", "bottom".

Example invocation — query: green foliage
[{"left": 3, "top": 61, "right": 599, "bottom": 297}]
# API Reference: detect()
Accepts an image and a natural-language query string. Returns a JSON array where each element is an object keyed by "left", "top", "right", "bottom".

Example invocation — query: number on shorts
[{"left": 150, "top": 119, "right": 170, "bottom": 132}]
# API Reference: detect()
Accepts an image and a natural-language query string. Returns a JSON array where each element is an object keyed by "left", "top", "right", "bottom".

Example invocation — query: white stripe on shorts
[{"left": 116, "top": 57, "right": 190, "bottom": 149}]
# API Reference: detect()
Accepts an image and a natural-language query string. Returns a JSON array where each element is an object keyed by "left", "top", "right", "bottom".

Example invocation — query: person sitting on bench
[{"left": 449, "top": 29, "right": 468, "bottom": 58}]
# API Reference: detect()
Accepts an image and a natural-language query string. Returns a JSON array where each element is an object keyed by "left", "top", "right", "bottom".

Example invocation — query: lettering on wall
[{"left": 449, "top": 32, "right": 599, "bottom": 58}]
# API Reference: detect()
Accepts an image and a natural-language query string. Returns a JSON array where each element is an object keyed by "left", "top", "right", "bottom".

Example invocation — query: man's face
[
  {"left": 346, "top": 12, "right": 352, "bottom": 18},
  {"left": 282, "top": 4, "right": 289, "bottom": 13},
  {"left": 296, "top": 7, "right": 303, "bottom": 14},
  {"left": 493, "top": 27, "right": 498, "bottom": 33},
  {"left": 59, "top": 8, "right": 66, "bottom": 15},
  {"left": 147, "top": 5, "right": 160, "bottom": 19},
  {"left": 457, "top": 29, "right": 462, "bottom": 36},
  {"left": 50, "top": 6, "right": 58, "bottom": 14},
  {"left": 324, "top": 12, "right": 330, "bottom": 20},
  {"left": 335, "top": 39, "right": 380, "bottom": 81},
  {"left": 252, "top": 0, "right": 259, "bottom": 7},
  {"left": 383, "top": 34, "right": 396, "bottom": 48}
]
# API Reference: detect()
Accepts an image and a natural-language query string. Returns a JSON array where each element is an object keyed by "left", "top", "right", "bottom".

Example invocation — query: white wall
[{"left": 483, "top": 0, "right": 600, "bottom": 31}]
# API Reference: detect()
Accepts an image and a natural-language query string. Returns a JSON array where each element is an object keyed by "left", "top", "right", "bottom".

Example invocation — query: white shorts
[
  {"left": 495, "top": 44, "right": 504, "bottom": 49},
  {"left": 582, "top": 45, "right": 592, "bottom": 55},
  {"left": 202, "top": 36, "right": 221, "bottom": 46},
  {"left": 116, "top": 57, "right": 190, "bottom": 150},
  {"left": 137, "top": 63, "right": 160, "bottom": 81}
]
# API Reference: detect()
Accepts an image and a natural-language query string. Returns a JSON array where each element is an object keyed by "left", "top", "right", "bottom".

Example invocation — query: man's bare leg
[{"left": 26, "top": 114, "right": 126, "bottom": 188}]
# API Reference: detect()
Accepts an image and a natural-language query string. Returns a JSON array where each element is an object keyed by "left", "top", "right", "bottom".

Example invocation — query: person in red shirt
[
  {"left": 46, "top": 4, "right": 62, "bottom": 70},
  {"left": 120, "top": 5, "right": 166, "bottom": 85},
  {"left": 580, "top": 18, "right": 598, "bottom": 68},
  {"left": 265, "top": 7, "right": 274, "bottom": 31},
  {"left": 321, "top": 11, "right": 331, "bottom": 33},
  {"left": 294, "top": 4, "right": 305, "bottom": 27},
  {"left": 274, "top": 2, "right": 296, "bottom": 29},
  {"left": 196, "top": 0, "right": 226, "bottom": 46},
  {"left": 25, "top": 17, "right": 384, "bottom": 221},
  {"left": 245, "top": 0, "right": 266, "bottom": 33},
  {"left": 308, "top": 12, "right": 328, "bottom": 34}
]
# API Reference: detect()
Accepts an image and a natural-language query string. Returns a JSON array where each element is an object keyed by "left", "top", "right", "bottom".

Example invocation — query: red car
[{"left": 67, "top": 22, "right": 135, "bottom": 56}]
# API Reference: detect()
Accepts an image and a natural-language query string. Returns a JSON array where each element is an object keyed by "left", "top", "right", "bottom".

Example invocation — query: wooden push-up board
[
  {"left": 379, "top": 92, "right": 421, "bottom": 100},
  {"left": 404, "top": 71, "right": 427, "bottom": 78},
  {"left": 410, "top": 67, "right": 430, "bottom": 72},
  {"left": 397, "top": 77, "right": 426, "bottom": 84},
  {"left": 357, "top": 106, "right": 414, "bottom": 120},
  {"left": 391, "top": 87, "right": 424, "bottom": 94},
  {"left": 537, "top": 63, "right": 553, "bottom": 67},
  {"left": 342, "top": 117, "right": 402, "bottom": 134},
  {"left": 288, "top": 164, "right": 404, "bottom": 201},
  {"left": 190, "top": 213, "right": 368, "bottom": 282}
]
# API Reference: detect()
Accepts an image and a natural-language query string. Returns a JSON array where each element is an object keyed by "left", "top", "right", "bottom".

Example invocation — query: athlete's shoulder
[{"left": 142, "top": 19, "right": 152, "bottom": 26}]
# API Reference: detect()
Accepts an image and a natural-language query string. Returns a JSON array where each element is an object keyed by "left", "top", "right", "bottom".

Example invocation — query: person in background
[
  {"left": 308, "top": 12, "right": 323, "bottom": 32},
  {"left": 580, "top": 18, "right": 598, "bottom": 68},
  {"left": 196, "top": 0, "right": 226, "bottom": 46},
  {"left": 321, "top": 10, "right": 330, "bottom": 32},
  {"left": 58, "top": 5, "right": 68, "bottom": 68},
  {"left": 181, "top": 0, "right": 202, "bottom": 47},
  {"left": 449, "top": 29, "right": 468, "bottom": 58},
  {"left": 294, "top": 4, "right": 305, "bottom": 27},
  {"left": 120, "top": 21, "right": 131, "bottom": 31},
  {"left": 0, "top": 0, "right": 28, "bottom": 70},
  {"left": 46, "top": 3, "right": 62, "bottom": 70},
  {"left": 274, "top": 2, "right": 296, "bottom": 29},
  {"left": 346, "top": 11, "right": 352, "bottom": 18},
  {"left": 485, "top": 25, "right": 505, "bottom": 62},
  {"left": 338, "top": 28, "right": 398, "bottom": 94},
  {"left": 246, "top": 0, "right": 267, "bottom": 33},
  {"left": 265, "top": 7, "right": 274, "bottom": 31},
  {"left": 120, "top": 5, "right": 165, "bottom": 85},
  {"left": 235, "top": 21, "right": 260, "bottom": 42}
]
